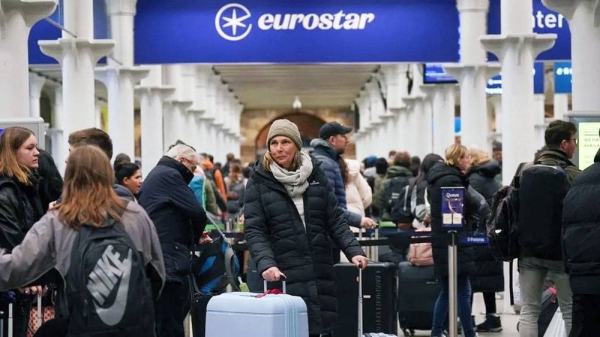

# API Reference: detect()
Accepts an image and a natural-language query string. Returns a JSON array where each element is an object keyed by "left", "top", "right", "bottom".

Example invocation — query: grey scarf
[{"left": 270, "top": 151, "right": 314, "bottom": 198}]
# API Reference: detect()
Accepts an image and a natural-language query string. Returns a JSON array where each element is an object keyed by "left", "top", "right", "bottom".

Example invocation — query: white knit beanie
[{"left": 266, "top": 119, "right": 302, "bottom": 150}]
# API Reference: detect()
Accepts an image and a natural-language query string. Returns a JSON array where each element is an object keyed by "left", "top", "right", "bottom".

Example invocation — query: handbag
[{"left": 27, "top": 293, "right": 55, "bottom": 337}]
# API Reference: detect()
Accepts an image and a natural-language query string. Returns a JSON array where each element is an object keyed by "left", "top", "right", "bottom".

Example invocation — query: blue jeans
[{"left": 430, "top": 276, "right": 475, "bottom": 337}]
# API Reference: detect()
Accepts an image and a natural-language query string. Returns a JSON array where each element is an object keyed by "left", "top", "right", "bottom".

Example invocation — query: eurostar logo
[{"left": 215, "top": 3, "right": 252, "bottom": 42}]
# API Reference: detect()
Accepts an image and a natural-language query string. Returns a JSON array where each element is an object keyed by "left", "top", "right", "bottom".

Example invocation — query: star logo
[{"left": 215, "top": 3, "right": 252, "bottom": 42}]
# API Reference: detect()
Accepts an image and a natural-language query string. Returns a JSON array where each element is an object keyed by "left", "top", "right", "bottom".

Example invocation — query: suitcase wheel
[{"left": 402, "top": 328, "right": 415, "bottom": 336}]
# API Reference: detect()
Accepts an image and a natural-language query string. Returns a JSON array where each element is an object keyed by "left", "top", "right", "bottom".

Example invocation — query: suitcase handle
[
  {"left": 358, "top": 264, "right": 363, "bottom": 337},
  {"left": 263, "top": 275, "right": 287, "bottom": 294}
]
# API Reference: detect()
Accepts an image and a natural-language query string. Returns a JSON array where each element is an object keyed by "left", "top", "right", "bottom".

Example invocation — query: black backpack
[
  {"left": 487, "top": 164, "right": 525, "bottom": 262},
  {"left": 390, "top": 178, "right": 416, "bottom": 224},
  {"left": 518, "top": 162, "right": 570, "bottom": 260},
  {"left": 383, "top": 176, "right": 411, "bottom": 215},
  {"left": 60, "top": 205, "right": 155, "bottom": 336}
]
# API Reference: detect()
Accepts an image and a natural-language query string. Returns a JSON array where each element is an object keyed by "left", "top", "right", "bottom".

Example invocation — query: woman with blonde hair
[
  {"left": 244, "top": 119, "right": 367, "bottom": 337},
  {"left": 0, "top": 127, "right": 44, "bottom": 337},
  {"left": 466, "top": 146, "right": 503, "bottom": 332},
  {"left": 426, "top": 144, "right": 483, "bottom": 337},
  {"left": 0, "top": 145, "right": 165, "bottom": 337}
]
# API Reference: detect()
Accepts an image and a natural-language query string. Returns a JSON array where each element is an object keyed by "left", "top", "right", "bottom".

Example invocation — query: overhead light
[{"left": 293, "top": 96, "right": 302, "bottom": 110}]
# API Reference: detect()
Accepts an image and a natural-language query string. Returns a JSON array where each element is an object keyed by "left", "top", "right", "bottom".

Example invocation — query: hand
[
  {"left": 49, "top": 201, "right": 58, "bottom": 210},
  {"left": 262, "top": 267, "right": 285, "bottom": 282},
  {"left": 19, "top": 285, "right": 45, "bottom": 296},
  {"left": 351, "top": 256, "right": 369, "bottom": 270},
  {"left": 360, "top": 217, "right": 377, "bottom": 229},
  {"left": 199, "top": 230, "right": 213, "bottom": 245}
]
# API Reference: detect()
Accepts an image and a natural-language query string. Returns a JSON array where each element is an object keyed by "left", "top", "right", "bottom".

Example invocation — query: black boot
[{"left": 476, "top": 315, "right": 502, "bottom": 332}]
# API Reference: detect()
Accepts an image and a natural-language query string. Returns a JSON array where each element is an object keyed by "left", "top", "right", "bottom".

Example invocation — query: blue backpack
[{"left": 192, "top": 219, "right": 240, "bottom": 294}]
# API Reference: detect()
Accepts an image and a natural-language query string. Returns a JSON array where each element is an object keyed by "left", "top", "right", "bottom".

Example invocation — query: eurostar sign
[{"left": 135, "top": 0, "right": 461, "bottom": 64}]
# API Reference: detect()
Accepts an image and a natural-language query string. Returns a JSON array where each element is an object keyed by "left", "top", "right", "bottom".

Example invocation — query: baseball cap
[{"left": 319, "top": 121, "right": 353, "bottom": 139}]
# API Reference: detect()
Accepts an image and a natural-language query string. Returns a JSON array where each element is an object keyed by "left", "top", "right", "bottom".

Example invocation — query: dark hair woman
[
  {"left": 115, "top": 162, "right": 142, "bottom": 197},
  {"left": 0, "top": 127, "right": 45, "bottom": 337}
]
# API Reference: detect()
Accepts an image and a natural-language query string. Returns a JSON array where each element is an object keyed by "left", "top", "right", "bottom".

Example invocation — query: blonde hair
[
  {"left": 468, "top": 147, "right": 492, "bottom": 167},
  {"left": 0, "top": 127, "right": 36, "bottom": 185},
  {"left": 445, "top": 144, "right": 469, "bottom": 167}
]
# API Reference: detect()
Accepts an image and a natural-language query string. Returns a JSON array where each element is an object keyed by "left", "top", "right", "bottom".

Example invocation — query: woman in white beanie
[{"left": 244, "top": 119, "right": 368, "bottom": 337}]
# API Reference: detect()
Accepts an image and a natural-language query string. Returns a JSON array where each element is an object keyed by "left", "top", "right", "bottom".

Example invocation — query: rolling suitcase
[
  {"left": 333, "top": 262, "right": 397, "bottom": 337},
  {"left": 397, "top": 262, "right": 439, "bottom": 336},
  {"left": 205, "top": 279, "right": 309, "bottom": 337}
]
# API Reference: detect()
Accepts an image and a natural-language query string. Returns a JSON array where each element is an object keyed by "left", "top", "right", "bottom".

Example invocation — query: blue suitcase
[{"left": 205, "top": 280, "right": 309, "bottom": 337}]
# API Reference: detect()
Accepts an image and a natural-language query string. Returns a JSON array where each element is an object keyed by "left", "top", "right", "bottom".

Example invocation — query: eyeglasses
[
  {"left": 182, "top": 158, "right": 197, "bottom": 172},
  {"left": 570, "top": 138, "right": 578, "bottom": 146}
]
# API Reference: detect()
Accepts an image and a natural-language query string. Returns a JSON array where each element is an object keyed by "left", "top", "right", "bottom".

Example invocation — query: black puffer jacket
[
  {"left": 563, "top": 159, "right": 600, "bottom": 294},
  {"left": 244, "top": 157, "right": 365, "bottom": 335},
  {"left": 467, "top": 161, "right": 503, "bottom": 293},
  {"left": 138, "top": 156, "right": 207, "bottom": 283},
  {"left": 427, "top": 163, "right": 479, "bottom": 278},
  {"left": 0, "top": 174, "right": 44, "bottom": 252}
]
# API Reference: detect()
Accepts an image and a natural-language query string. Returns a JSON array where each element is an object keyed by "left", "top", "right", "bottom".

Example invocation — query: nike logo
[
  {"left": 309, "top": 181, "right": 320, "bottom": 186},
  {"left": 87, "top": 245, "right": 132, "bottom": 326}
]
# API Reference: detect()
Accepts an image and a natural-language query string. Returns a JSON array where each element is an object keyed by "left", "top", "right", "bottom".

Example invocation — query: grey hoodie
[{"left": 0, "top": 201, "right": 165, "bottom": 298}]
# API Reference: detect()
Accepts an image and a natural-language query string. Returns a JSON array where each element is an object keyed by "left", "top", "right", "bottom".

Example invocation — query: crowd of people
[{"left": 0, "top": 117, "right": 596, "bottom": 337}]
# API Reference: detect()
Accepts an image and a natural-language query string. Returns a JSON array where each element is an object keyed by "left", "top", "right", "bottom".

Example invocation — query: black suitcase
[
  {"left": 332, "top": 262, "right": 397, "bottom": 337},
  {"left": 397, "top": 262, "right": 439, "bottom": 335}
]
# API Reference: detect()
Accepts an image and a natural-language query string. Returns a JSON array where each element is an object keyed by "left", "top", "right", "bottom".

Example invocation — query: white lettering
[
  {"left": 303, "top": 13, "right": 319, "bottom": 30},
  {"left": 272, "top": 14, "right": 290, "bottom": 30},
  {"left": 289, "top": 14, "right": 305, "bottom": 29},
  {"left": 558, "top": 14, "right": 565, "bottom": 28},
  {"left": 318, "top": 13, "right": 334, "bottom": 30},
  {"left": 446, "top": 193, "right": 460, "bottom": 198},
  {"left": 533, "top": 11, "right": 565, "bottom": 30},
  {"left": 545, "top": 14, "right": 557, "bottom": 28},
  {"left": 534, "top": 11, "right": 545, "bottom": 28},
  {"left": 258, "top": 14, "right": 274, "bottom": 30},
  {"left": 359, "top": 13, "right": 375, "bottom": 29},
  {"left": 333, "top": 10, "right": 345, "bottom": 30},
  {"left": 343, "top": 13, "right": 360, "bottom": 30}
]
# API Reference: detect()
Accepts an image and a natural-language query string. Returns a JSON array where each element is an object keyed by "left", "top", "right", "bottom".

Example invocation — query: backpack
[
  {"left": 487, "top": 164, "right": 525, "bottom": 262},
  {"left": 390, "top": 178, "right": 416, "bottom": 225},
  {"left": 408, "top": 227, "right": 433, "bottom": 266},
  {"left": 383, "top": 176, "right": 411, "bottom": 215},
  {"left": 61, "top": 202, "right": 155, "bottom": 336},
  {"left": 191, "top": 220, "right": 241, "bottom": 294},
  {"left": 518, "top": 163, "right": 570, "bottom": 260}
]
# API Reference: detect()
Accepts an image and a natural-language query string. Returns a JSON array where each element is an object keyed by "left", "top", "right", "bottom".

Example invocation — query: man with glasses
[
  {"left": 517, "top": 120, "right": 581, "bottom": 337},
  {"left": 138, "top": 144, "right": 208, "bottom": 337}
]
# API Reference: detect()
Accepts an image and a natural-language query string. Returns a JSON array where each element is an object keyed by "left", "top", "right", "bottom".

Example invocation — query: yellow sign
[{"left": 578, "top": 122, "right": 600, "bottom": 170}]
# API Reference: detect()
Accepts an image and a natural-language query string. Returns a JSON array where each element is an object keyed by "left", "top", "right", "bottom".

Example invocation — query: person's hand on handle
[
  {"left": 199, "top": 230, "right": 213, "bottom": 245},
  {"left": 19, "top": 285, "right": 46, "bottom": 296},
  {"left": 360, "top": 217, "right": 377, "bottom": 229},
  {"left": 351, "top": 256, "right": 369, "bottom": 270},
  {"left": 262, "top": 266, "right": 286, "bottom": 282}
]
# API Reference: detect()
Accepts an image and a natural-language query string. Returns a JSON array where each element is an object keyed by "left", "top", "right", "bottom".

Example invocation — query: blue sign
[
  {"left": 441, "top": 187, "right": 464, "bottom": 228},
  {"left": 488, "top": 0, "right": 571, "bottom": 61},
  {"left": 423, "top": 64, "right": 458, "bottom": 84},
  {"left": 134, "top": 0, "right": 460, "bottom": 64},
  {"left": 455, "top": 117, "right": 461, "bottom": 134},
  {"left": 486, "top": 62, "right": 545, "bottom": 95},
  {"left": 459, "top": 235, "right": 489, "bottom": 246},
  {"left": 28, "top": 0, "right": 110, "bottom": 65},
  {"left": 554, "top": 61, "right": 572, "bottom": 94}
]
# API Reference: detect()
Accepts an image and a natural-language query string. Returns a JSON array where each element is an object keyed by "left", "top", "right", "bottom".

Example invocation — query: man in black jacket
[
  {"left": 518, "top": 120, "right": 581, "bottom": 337},
  {"left": 139, "top": 144, "right": 208, "bottom": 337},
  {"left": 563, "top": 147, "right": 600, "bottom": 337}
]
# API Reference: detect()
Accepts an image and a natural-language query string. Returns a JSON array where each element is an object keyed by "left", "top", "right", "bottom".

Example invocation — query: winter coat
[
  {"left": 467, "top": 160, "right": 501, "bottom": 207},
  {"left": 426, "top": 163, "right": 480, "bottom": 278},
  {"left": 310, "top": 138, "right": 362, "bottom": 227},
  {"left": 0, "top": 174, "right": 45, "bottom": 252},
  {"left": 467, "top": 161, "right": 503, "bottom": 292},
  {"left": 138, "top": 156, "right": 207, "bottom": 283},
  {"left": 244, "top": 156, "right": 365, "bottom": 335},
  {"left": 563, "top": 159, "right": 600, "bottom": 294},
  {"left": 344, "top": 159, "right": 372, "bottom": 217}
]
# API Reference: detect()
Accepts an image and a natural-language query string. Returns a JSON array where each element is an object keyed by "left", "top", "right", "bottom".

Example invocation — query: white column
[
  {"left": 534, "top": 95, "right": 547, "bottom": 151},
  {"left": 481, "top": 0, "right": 556, "bottom": 184},
  {"left": 193, "top": 66, "right": 211, "bottom": 148},
  {"left": 39, "top": 0, "right": 114, "bottom": 140},
  {"left": 403, "top": 97, "right": 429, "bottom": 158},
  {"left": 232, "top": 102, "right": 244, "bottom": 158},
  {"left": 396, "top": 108, "right": 409, "bottom": 152},
  {"left": 94, "top": 99, "right": 102, "bottom": 129},
  {"left": 366, "top": 79, "right": 386, "bottom": 156},
  {"left": 49, "top": 85, "right": 65, "bottom": 173},
  {"left": 29, "top": 73, "right": 46, "bottom": 118},
  {"left": 356, "top": 91, "right": 373, "bottom": 156},
  {"left": 170, "top": 101, "right": 193, "bottom": 144},
  {"left": 162, "top": 102, "right": 174, "bottom": 153},
  {"left": 106, "top": 0, "right": 136, "bottom": 66},
  {"left": 135, "top": 85, "right": 174, "bottom": 176},
  {"left": 543, "top": 0, "right": 600, "bottom": 112},
  {"left": 421, "top": 85, "right": 457, "bottom": 155},
  {"left": 554, "top": 94, "right": 569, "bottom": 120},
  {"left": 0, "top": 0, "right": 57, "bottom": 119}
]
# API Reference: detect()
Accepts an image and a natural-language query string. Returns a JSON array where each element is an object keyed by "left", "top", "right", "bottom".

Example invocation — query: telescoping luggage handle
[
  {"left": 358, "top": 264, "right": 363, "bottom": 337},
  {"left": 263, "top": 275, "right": 287, "bottom": 294}
]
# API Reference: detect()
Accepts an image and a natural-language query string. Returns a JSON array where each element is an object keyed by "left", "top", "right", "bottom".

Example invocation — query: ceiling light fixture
[{"left": 293, "top": 96, "right": 302, "bottom": 110}]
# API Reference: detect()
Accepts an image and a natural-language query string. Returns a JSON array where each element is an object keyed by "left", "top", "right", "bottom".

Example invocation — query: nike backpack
[{"left": 61, "top": 213, "right": 155, "bottom": 336}]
